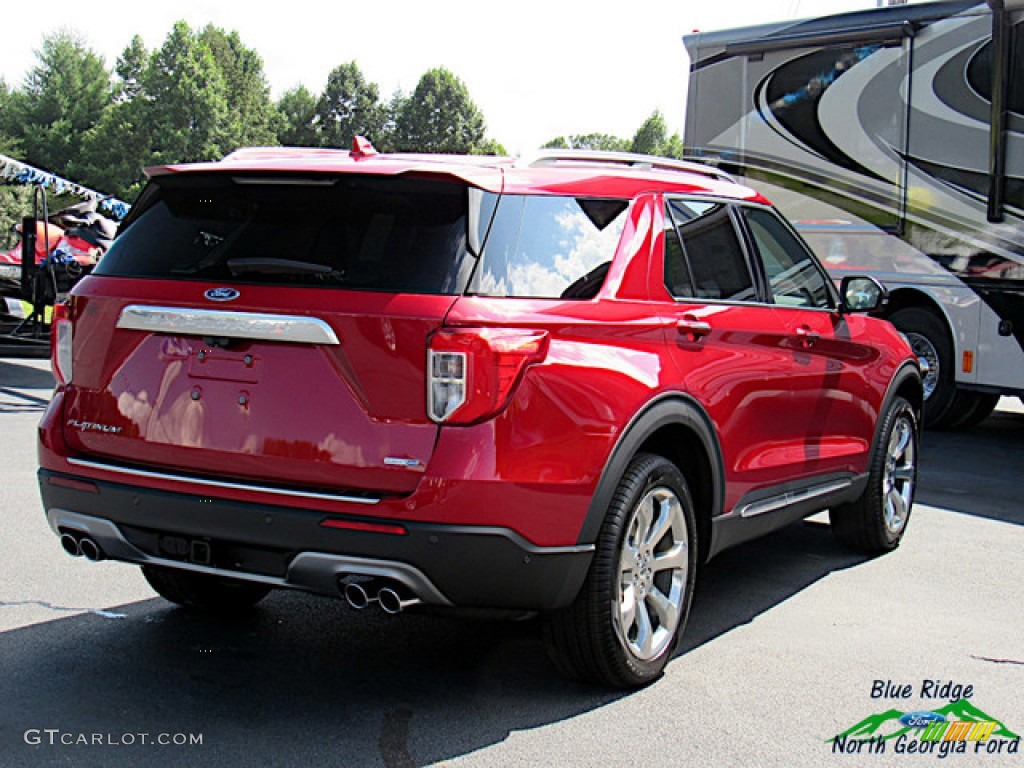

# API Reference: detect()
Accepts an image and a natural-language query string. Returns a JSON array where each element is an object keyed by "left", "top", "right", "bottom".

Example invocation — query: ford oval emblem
[
  {"left": 899, "top": 711, "right": 946, "bottom": 729},
  {"left": 205, "top": 287, "right": 240, "bottom": 302}
]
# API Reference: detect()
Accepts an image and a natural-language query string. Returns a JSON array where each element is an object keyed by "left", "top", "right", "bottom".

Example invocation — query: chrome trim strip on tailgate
[
  {"left": 66, "top": 458, "right": 381, "bottom": 505},
  {"left": 116, "top": 305, "right": 340, "bottom": 345}
]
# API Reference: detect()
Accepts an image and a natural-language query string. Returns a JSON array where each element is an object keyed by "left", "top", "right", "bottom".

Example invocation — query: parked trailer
[
  {"left": 684, "top": 0, "right": 1024, "bottom": 427},
  {"left": 0, "top": 154, "right": 127, "bottom": 355}
]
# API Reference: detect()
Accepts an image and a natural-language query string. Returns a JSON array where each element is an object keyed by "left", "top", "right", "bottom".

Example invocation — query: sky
[{"left": 0, "top": 0, "right": 896, "bottom": 155}]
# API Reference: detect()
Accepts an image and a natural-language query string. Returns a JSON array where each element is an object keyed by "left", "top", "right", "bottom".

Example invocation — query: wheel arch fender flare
[
  {"left": 576, "top": 393, "right": 725, "bottom": 549},
  {"left": 873, "top": 361, "right": 924, "bottom": 455}
]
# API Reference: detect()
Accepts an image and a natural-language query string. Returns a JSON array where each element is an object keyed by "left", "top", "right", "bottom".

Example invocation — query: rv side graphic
[{"left": 685, "top": 0, "right": 1024, "bottom": 427}]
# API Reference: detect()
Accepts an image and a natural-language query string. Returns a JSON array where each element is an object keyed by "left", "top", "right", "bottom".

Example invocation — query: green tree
[
  {"left": 631, "top": 111, "right": 667, "bottom": 155},
  {"left": 660, "top": 132, "right": 685, "bottom": 159},
  {"left": 0, "top": 185, "right": 32, "bottom": 251},
  {"left": 473, "top": 138, "right": 507, "bottom": 156},
  {"left": 372, "top": 89, "right": 406, "bottom": 152},
  {"left": 315, "top": 61, "right": 386, "bottom": 148},
  {"left": 0, "top": 79, "right": 20, "bottom": 154},
  {"left": 542, "top": 133, "right": 630, "bottom": 152},
  {"left": 115, "top": 35, "right": 147, "bottom": 102},
  {"left": 72, "top": 37, "right": 151, "bottom": 198},
  {"left": 0, "top": 80, "right": 29, "bottom": 251},
  {"left": 73, "top": 98, "right": 151, "bottom": 201},
  {"left": 630, "top": 110, "right": 685, "bottom": 158},
  {"left": 76, "top": 23, "right": 283, "bottom": 200},
  {"left": 393, "top": 68, "right": 485, "bottom": 153},
  {"left": 13, "top": 31, "right": 112, "bottom": 176},
  {"left": 200, "top": 25, "right": 279, "bottom": 148},
  {"left": 144, "top": 21, "right": 229, "bottom": 165},
  {"left": 541, "top": 136, "right": 570, "bottom": 149},
  {"left": 277, "top": 85, "right": 319, "bottom": 146}
]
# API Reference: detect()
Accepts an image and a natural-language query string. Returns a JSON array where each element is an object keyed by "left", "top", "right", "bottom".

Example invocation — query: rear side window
[
  {"left": 96, "top": 174, "right": 479, "bottom": 294},
  {"left": 665, "top": 200, "right": 755, "bottom": 302},
  {"left": 470, "top": 196, "right": 628, "bottom": 299}
]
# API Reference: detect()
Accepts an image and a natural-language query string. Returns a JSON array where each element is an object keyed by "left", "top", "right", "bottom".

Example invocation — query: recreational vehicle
[{"left": 685, "top": 0, "right": 1023, "bottom": 427}]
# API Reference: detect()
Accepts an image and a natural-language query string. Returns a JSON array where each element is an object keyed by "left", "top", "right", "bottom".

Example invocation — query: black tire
[
  {"left": 942, "top": 391, "right": 1000, "bottom": 430},
  {"left": 889, "top": 307, "right": 955, "bottom": 428},
  {"left": 543, "top": 453, "right": 697, "bottom": 688},
  {"left": 831, "top": 396, "right": 918, "bottom": 553},
  {"left": 142, "top": 565, "right": 272, "bottom": 612}
]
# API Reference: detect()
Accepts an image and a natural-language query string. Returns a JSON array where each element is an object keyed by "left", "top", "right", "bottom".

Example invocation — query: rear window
[
  {"left": 469, "top": 195, "right": 628, "bottom": 299},
  {"left": 95, "top": 174, "right": 478, "bottom": 294}
]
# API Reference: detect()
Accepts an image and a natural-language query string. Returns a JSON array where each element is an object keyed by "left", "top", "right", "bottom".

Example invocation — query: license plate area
[{"left": 188, "top": 346, "right": 261, "bottom": 383}]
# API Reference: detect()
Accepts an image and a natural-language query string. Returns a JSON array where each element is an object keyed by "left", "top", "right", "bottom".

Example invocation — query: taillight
[
  {"left": 51, "top": 301, "right": 73, "bottom": 386},
  {"left": 428, "top": 328, "right": 549, "bottom": 425}
]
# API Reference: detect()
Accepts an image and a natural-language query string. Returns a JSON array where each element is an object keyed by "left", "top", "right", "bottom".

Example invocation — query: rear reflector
[
  {"left": 47, "top": 475, "right": 99, "bottom": 494},
  {"left": 320, "top": 518, "right": 408, "bottom": 536}
]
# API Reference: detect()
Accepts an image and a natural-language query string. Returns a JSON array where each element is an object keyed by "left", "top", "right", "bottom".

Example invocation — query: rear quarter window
[{"left": 470, "top": 196, "right": 628, "bottom": 299}]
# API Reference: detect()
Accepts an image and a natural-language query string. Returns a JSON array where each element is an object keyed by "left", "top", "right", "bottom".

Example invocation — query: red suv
[{"left": 38, "top": 142, "right": 921, "bottom": 687}]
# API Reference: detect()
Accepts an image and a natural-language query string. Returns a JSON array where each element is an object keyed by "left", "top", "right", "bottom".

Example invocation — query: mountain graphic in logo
[{"left": 833, "top": 699, "right": 1020, "bottom": 742}]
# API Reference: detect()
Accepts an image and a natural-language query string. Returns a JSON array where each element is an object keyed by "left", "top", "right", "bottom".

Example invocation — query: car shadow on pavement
[
  {"left": 915, "top": 408, "right": 1024, "bottom": 527},
  {"left": 0, "top": 359, "right": 54, "bottom": 414},
  {"left": 2, "top": 519, "right": 871, "bottom": 767},
  {"left": 680, "top": 517, "right": 867, "bottom": 654},
  {"left": 0, "top": 359, "right": 55, "bottom": 390},
  {"left": 3, "top": 591, "right": 618, "bottom": 768}
]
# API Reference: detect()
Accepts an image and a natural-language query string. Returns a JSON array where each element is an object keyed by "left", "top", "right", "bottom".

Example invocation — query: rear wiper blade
[{"left": 226, "top": 257, "right": 334, "bottom": 276}]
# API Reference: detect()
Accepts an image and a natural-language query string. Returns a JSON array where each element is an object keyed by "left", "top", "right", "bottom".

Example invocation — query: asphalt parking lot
[{"left": 1, "top": 356, "right": 1021, "bottom": 767}]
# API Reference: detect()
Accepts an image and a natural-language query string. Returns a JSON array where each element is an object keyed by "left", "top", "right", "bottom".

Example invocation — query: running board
[
  {"left": 708, "top": 473, "right": 867, "bottom": 559},
  {"left": 737, "top": 478, "right": 853, "bottom": 518}
]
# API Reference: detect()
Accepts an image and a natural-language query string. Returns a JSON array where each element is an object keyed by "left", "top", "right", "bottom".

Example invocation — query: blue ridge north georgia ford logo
[{"left": 204, "top": 287, "right": 240, "bottom": 302}]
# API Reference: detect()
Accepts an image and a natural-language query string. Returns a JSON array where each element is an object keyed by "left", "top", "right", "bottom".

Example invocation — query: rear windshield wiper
[{"left": 226, "top": 257, "right": 335, "bottom": 276}]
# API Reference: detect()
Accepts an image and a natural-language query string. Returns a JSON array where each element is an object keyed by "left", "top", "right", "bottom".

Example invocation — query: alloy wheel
[
  {"left": 882, "top": 414, "right": 916, "bottom": 534},
  {"left": 615, "top": 486, "right": 690, "bottom": 661}
]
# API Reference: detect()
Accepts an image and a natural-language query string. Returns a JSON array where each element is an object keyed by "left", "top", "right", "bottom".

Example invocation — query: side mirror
[{"left": 839, "top": 275, "right": 887, "bottom": 314}]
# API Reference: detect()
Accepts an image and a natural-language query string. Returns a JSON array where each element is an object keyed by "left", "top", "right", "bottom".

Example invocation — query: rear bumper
[{"left": 39, "top": 469, "right": 594, "bottom": 611}]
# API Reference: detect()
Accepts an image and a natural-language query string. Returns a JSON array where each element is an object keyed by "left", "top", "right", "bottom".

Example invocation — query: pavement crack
[
  {"left": 970, "top": 654, "right": 1024, "bottom": 667},
  {"left": 0, "top": 599, "right": 126, "bottom": 620}
]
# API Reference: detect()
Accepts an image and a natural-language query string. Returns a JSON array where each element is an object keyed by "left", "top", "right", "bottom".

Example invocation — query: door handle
[
  {"left": 796, "top": 326, "right": 820, "bottom": 347},
  {"left": 677, "top": 316, "right": 712, "bottom": 340}
]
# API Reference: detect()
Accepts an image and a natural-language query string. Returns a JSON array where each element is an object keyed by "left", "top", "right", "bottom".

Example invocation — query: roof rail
[{"left": 524, "top": 149, "right": 735, "bottom": 183}]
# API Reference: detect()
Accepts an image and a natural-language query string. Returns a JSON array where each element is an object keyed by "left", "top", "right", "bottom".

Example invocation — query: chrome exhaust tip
[
  {"left": 378, "top": 587, "right": 421, "bottom": 615},
  {"left": 343, "top": 582, "right": 376, "bottom": 610},
  {"left": 78, "top": 537, "right": 103, "bottom": 562},
  {"left": 60, "top": 532, "right": 82, "bottom": 557}
]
